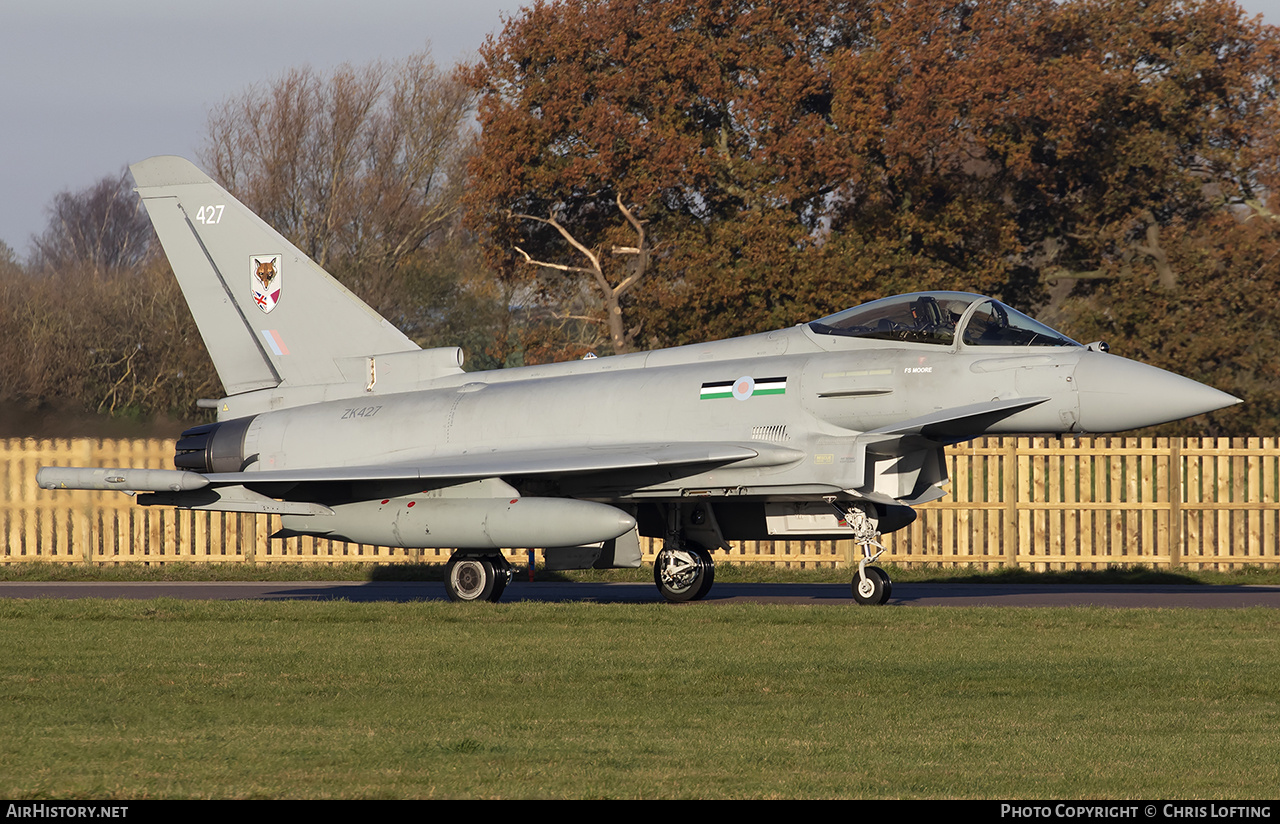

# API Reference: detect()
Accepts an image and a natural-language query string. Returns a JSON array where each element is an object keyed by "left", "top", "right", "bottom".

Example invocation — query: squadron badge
[{"left": 251, "top": 254, "right": 282, "bottom": 313}]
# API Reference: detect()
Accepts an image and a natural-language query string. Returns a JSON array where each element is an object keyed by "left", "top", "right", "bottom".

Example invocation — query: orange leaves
[{"left": 465, "top": 0, "right": 1280, "bottom": 398}]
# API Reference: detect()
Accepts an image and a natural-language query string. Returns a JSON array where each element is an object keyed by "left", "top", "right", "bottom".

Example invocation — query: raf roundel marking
[{"left": 699, "top": 376, "right": 787, "bottom": 401}]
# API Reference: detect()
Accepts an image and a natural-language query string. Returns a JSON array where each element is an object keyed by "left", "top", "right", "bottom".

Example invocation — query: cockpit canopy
[{"left": 808, "top": 292, "right": 1080, "bottom": 348}]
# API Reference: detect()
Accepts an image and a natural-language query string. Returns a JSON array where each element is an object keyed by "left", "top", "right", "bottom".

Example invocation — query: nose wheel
[{"left": 852, "top": 565, "right": 892, "bottom": 605}]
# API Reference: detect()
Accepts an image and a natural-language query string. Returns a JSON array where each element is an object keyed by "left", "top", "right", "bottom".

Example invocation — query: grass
[
  {"left": 3, "top": 599, "right": 1280, "bottom": 798},
  {"left": 3, "top": 560, "right": 1280, "bottom": 586}
]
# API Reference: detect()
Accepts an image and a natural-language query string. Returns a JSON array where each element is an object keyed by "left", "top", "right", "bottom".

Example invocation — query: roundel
[{"left": 730, "top": 375, "right": 755, "bottom": 401}]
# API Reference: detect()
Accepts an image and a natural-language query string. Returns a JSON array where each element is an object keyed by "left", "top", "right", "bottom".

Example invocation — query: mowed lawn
[{"left": 3, "top": 599, "right": 1279, "bottom": 799}]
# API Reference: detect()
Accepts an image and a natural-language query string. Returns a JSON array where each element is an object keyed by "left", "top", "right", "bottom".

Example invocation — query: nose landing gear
[{"left": 834, "top": 501, "right": 894, "bottom": 606}]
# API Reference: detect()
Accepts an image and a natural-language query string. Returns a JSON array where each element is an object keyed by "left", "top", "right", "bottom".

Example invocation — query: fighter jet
[{"left": 38, "top": 156, "right": 1240, "bottom": 604}]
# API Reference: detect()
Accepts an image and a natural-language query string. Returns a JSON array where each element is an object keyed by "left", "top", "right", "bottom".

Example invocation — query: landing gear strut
[
  {"left": 835, "top": 500, "right": 893, "bottom": 606},
  {"left": 445, "top": 553, "right": 514, "bottom": 603},
  {"left": 654, "top": 543, "right": 715, "bottom": 602}
]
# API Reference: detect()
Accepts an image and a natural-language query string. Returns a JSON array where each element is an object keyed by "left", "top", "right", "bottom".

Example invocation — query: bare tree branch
[{"left": 510, "top": 197, "right": 652, "bottom": 354}]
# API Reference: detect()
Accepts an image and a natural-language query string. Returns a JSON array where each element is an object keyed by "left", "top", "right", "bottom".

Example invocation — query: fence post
[
  {"left": 1169, "top": 440, "right": 1182, "bottom": 568},
  {"left": 1004, "top": 438, "right": 1018, "bottom": 568},
  {"left": 242, "top": 513, "right": 256, "bottom": 565},
  {"left": 256, "top": 515, "right": 270, "bottom": 565},
  {"left": 73, "top": 440, "right": 90, "bottom": 565}
]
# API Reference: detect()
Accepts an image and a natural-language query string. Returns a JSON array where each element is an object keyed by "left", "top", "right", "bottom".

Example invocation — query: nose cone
[{"left": 1074, "top": 352, "right": 1241, "bottom": 432}]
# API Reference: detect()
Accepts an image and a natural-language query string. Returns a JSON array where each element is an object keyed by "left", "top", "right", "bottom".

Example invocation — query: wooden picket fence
[{"left": 3, "top": 437, "right": 1278, "bottom": 569}]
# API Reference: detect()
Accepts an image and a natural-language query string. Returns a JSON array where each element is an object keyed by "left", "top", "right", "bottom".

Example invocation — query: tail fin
[{"left": 130, "top": 155, "right": 418, "bottom": 395}]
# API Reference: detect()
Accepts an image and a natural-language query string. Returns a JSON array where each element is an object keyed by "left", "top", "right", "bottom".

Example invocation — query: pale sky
[
  {"left": 0, "top": 0, "right": 526, "bottom": 255},
  {"left": 2, "top": 0, "right": 1277, "bottom": 256}
]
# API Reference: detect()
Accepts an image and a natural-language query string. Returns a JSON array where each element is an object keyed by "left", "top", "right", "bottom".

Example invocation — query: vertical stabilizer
[{"left": 130, "top": 155, "right": 419, "bottom": 395}]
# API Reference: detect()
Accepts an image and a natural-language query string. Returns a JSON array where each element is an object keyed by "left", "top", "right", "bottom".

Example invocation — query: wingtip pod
[{"left": 36, "top": 467, "right": 210, "bottom": 493}]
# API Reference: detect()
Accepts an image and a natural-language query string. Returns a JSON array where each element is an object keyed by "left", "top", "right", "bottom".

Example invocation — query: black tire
[
  {"left": 446, "top": 556, "right": 503, "bottom": 603},
  {"left": 491, "top": 560, "right": 513, "bottom": 601},
  {"left": 654, "top": 545, "right": 715, "bottom": 602},
  {"left": 852, "top": 565, "right": 892, "bottom": 605},
  {"left": 873, "top": 566, "right": 893, "bottom": 604}
]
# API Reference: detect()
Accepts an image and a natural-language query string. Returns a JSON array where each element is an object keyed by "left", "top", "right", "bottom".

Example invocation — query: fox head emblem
[
  {"left": 250, "top": 255, "right": 281, "bottom": 313},
  {"left": 254, "top": 258, "right": 277, "bottom": 290}
]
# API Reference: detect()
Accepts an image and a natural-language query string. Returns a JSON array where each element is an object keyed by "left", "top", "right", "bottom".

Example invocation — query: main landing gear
[
  {"left": 653, "top": 502, "right": 724, "bottom": 603},
  {"left": 654, "top": 543, "right": 715, "bottom": 602},
  {"left": 444, "top": 553, "right": 514, "bottom": 603}
]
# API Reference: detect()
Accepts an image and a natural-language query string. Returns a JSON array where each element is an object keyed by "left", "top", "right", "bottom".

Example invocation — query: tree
[
  {"left": 0, "top": 243, "right": 221, "bottom": 423},
  {"left": 0, "top": 170, "right": 221, "bottom": 425},
  {"left": 203, "top": 53, "right": 472, "bottom": 271},
  {"left": 201, "top": 51, "right": 499, "bottom": 348},
  {"left": 511, "top": 194, "right": 651, "bottom": 352},
  {"left": 467, "top": 0, "right": 886, "bottom": 350},
  {"left": 467, "top": 0, "right": 1280, "bottom": 431},
  {"left": 31, "top": 171, "right": 152, "bottom": 276},
  {"left": 0, "top": 240, "right": 20, "bottom": 283},
  {"left": 1065, "top": 216, "right": 1280, "bottom": 436}
]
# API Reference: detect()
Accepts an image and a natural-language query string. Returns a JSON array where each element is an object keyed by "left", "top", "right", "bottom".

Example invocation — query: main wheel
[
  {"left": 654, "top": 545, "right": 715, "bottom": 602},
  {"left": 446, "top": 556, "right": 504, "bottom": 603},
  {"left": 490, "top": 564, "right": 512, "bottom": 602},
  {"left": 852, "top": 565, "right": 892, "bottom": 605}
]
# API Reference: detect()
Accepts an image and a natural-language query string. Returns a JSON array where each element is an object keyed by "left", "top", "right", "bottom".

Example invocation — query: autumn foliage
[
  {"left": 2, "top": 2, "right": 1278, "bottom": 437},
  {"left": 467, "top": 0, "right": 1280, "bottom": 432}
]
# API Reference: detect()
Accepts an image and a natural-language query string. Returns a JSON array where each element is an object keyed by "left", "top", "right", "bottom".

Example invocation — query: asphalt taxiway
[{"left": 2, "top": 580, "right": 1279, "bottom": 607}]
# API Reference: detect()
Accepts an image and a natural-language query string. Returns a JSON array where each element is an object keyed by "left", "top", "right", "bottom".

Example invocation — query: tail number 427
[{"left": 195, "top": 205, "right": 225, "bottom": 224}]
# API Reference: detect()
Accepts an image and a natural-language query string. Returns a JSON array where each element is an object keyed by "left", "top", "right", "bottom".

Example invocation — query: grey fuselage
[
  {"left": 214, "top": 322, "right": 1164, "bottom": 511},
  {"left": 36, "top": 156, "right": 1243, "bottom": 590}
]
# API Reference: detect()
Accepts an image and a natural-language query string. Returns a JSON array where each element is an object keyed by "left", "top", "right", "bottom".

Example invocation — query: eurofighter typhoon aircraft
[{"left": 39, "top": 156, "right": 1240, "bottom": 604}]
